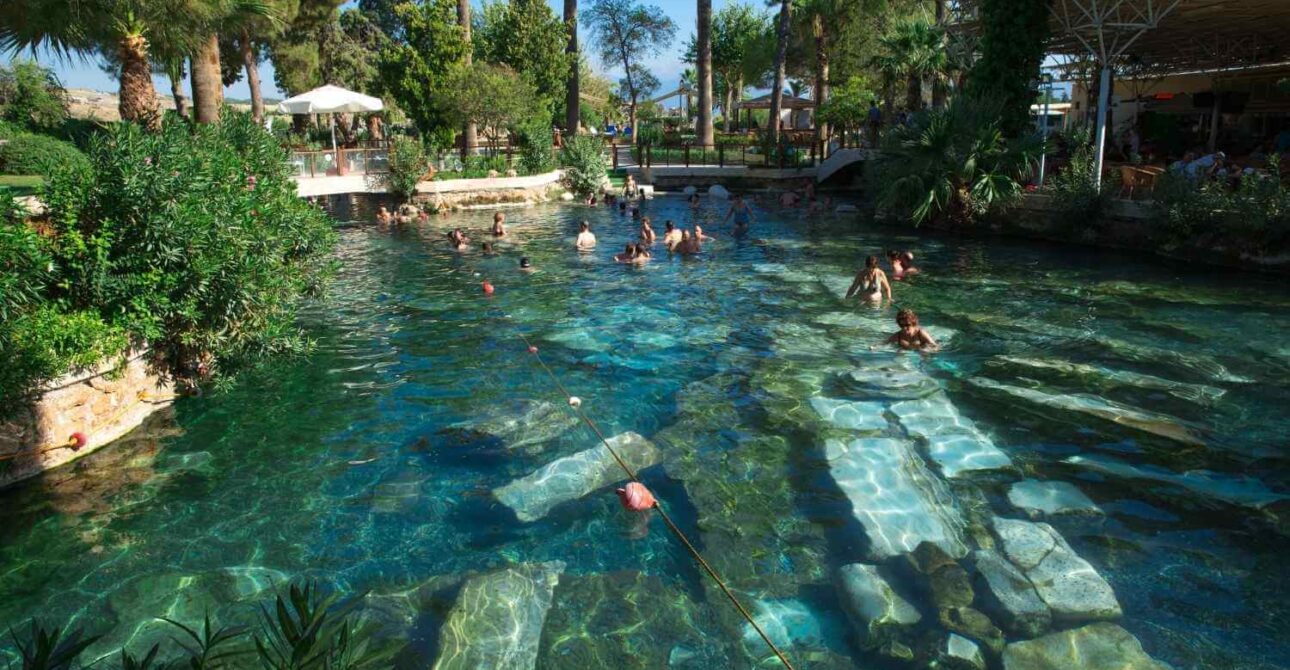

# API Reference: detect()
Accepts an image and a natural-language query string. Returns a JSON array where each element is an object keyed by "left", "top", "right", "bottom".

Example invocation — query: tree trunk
[
  {"left": 168, "top": 71, "right": 187, "bottom": 120},
  {"left": 768, "top": 0, "right": 792, "bottom": 144},
  {"left": 458, "top": 0, "right": 477, "bottom": 159},
  {"left": 240, "top": 29, "right": 264, "bottom": 124},
  {"left": 813, "top": 16, "right": 829, "bottom": 148},
  {"left": 734, "top": 74, "right": 744, "bottom": 131},
  {"left": 932, "top": 0, "right": 947, "bottom": 108},
  {"left": 906, "top": 73, "right": 920, "bottom": 113},
  {"left": 191, "top": 34, "right": 224, "bottom": 124},
  {"left": 723, "top": 72, "right": 734, "bottom": 132},
  {"left": 564, "top": 0, "right": 580, "bottom": 134},
  {"left": 696, "top": 0, "right": 714, "bottom": 148},
  {"left": 118, "top": 34, "right": 161, "bottom": 130}
]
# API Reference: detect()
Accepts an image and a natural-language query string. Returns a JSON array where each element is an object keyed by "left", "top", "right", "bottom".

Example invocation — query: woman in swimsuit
[
  {"left": 640, "top": 217, "right": 656, "bottom": 244},
  {"left": 723, "top": 195, "right": 754, "bottom": 228},
  {"left": 614, "top": 243, "right": 637, "bottom": 263},
  {"left": 632, "top": 242, "right": 651, "bottom": 264},
  {"left": 845, "top": 255, "right": 892, "bottom": 304},
  {"left": 887, "top": 309, "right": 939, "bottom": 351}
]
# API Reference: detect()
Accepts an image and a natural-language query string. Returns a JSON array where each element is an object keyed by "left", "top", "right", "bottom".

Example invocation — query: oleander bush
[
  {"left": 560, "top": 135, "right": 608, "bottom": 198},
  {"left": 378, "top": 135, "right": 429, "bottom": 200},
  {"left": 0, "top": 131, "right": 89, "bottom": 176},
  {"left": 1151, "top": 156, "right": 1290, "bottom": 255}
]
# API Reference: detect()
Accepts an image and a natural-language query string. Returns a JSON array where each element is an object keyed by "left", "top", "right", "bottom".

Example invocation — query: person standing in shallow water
[
  {"left": 575, "top": 221, "right": 597, "bottom": 250},
  {"left": 722, "top": 194, "right": 755, "bottom": 229},
  {"left": 492, "top": 212, "right": 507, "bottom": 237},
  {"left": 887, "top": 308, "right": 939, "bottom": 351},
  {"left": 845, "top": 255, "right": 892, "bottom": 304}
]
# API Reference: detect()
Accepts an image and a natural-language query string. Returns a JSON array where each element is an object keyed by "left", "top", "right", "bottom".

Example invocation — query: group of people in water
[{"left": 374, "top": 185, "right": 939, "bottom": 352}]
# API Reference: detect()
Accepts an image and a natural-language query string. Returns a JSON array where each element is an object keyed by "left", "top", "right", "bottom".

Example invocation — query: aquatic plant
[
  {"left": 6, "top": 620, "right": 100, "bottom": 670},
  {"left": 559, "top": 135, "right": 609, "bottom": 198}
]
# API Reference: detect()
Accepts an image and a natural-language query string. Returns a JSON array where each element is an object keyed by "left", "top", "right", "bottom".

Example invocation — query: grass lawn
[{"left": 0, "top": 175, "right": 43, "bottom": 197}]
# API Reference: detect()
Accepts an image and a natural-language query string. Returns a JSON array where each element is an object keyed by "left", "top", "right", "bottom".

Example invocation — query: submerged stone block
[
  {"left": 825, "top": 437, "right": 966, "bottom": 560},
  {"left": 493, "top": 432, "right": 660, "bottom": 522},
  {"left": 992, "top": 517, "right": 1121, "bottom": 623},
  {"left": 447, "top": 399, "right": 579, "bottom": 452},
  {"left": 1007, "top": 479, "right": 1101, "bottom": 518},
  {"left": 1001, "top": 623, "right": 1173, "bottom": 670},
  {"left": 433, "top": 561, "right": 565, "bottom": 670},
  {"left": 971, "top": 549, "right": 1051, "bottom": 638},
  {"left": 890, "top": 393, "right": 1012, "bottom": 477},
  {"left": 809, "top": 397, "right": 889, "bottom": 432},
  {"left": 836, "top": 563, "right": 921, "bottom": 648},
  {"left": 1064, "top": 453, "right": 1288, "bottom": 509}
]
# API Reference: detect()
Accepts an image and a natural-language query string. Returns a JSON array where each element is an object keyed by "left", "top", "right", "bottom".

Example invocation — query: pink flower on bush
[{"left": 246, "top": 175, "right": 258, "bottom": 191}]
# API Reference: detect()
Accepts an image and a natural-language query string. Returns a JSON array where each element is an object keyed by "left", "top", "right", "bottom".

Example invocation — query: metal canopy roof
[{"left": 956, "top": 0, "right": 1290, "bottom": 74}]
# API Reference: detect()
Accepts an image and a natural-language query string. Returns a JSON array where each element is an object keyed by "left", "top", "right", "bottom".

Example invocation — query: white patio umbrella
[{"left": 275, "top": 85, "right": 384, "bottom": 164}]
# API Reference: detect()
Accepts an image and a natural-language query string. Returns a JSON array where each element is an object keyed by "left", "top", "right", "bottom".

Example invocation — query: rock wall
[{"left": 0, "top": 351, "right": 175, "bottom": 489}]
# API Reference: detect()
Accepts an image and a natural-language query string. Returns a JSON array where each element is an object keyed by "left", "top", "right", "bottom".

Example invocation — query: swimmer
[
  {"left": 778, "top": 191, "right": 800, "bottom": 208},
  {"left": 845, "top": 255, "right": 892, "bottom": 304},
  {"left": 492, "top": 212, "right": 507, "bottom": 237},
  {"left": 481, "top": 241, "right": 495, "bottom": 254},
  {"left": 376, "top": 205, "right": 392, "bottom": 224},
  {"left": 631, "top": 207, "right": 642, "bottom": 220},
  {"left": 723, "top": 194, "right": 755, "bottom": 228},
  {"left": 614, "top": 243, "right": 637, "bottom": 263},
  {"left": 632, "top": 242, "right": 651, "bottom": 264},
  {"left": 694, "top": 224, "right": 715, "bottom": 242},
  {"left": 587, "top": 194, "right": 598, "bottom": 206},
  {"left": 417, "top": 208, "right": 430, "bottom": 223},
  {"left": 677, "top": 230, "right": 701, "bottom": 254},
  {"left": 640, "top": 216, "right": 656, "bottom": 244},
  {"left": 624, "top": 174, "right": 638, "bottom": 198},
  {"left": 662, "top": 221, "right": 681, "bottom": 250},
  {"left": 688, "top": 193, "right": 700, "bottom": 207},
  {"left": 887, "top": 308, "right": 939, "bottom": 352},
  {"left": 448, "top": 228, "right": 470, "bottom": 249},
  {"left": 887, "top": 249, "right": 920, "bottom": 280},
  {"left": 575, "top": 221, "right": 597, "bottom": 250},
  {"left": 618, "top": 200, "right": 628, "bottom": 213},
  {"left": 519, "top": 257, "right": 536, "bottom": 273}
]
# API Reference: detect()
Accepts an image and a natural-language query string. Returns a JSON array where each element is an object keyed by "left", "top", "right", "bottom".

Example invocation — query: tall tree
[
  {"left": 583, "top": 0, "right": 676, "bottom": 144},
  {"left": 695, "top": 0, "right": 713, "bottom": 148},
  {"left": 458, "top": 0, "right": 477, "bottom": 157},
  {"left": 474, "top": 0, "right": 572, "bottom": 125},
  {"left": 0, "top": 0, "right": 214, "bottom": 130},
  {"left": 706, "top": 3, "right": 770, "bottom": 132},
  {"left": 965, "top": 0, "right": 1051, "bottom": 136},
  {"left": 191, "top": 34, "right": 224, "bottom": 123},
  {"left": 376, "top": 0, "right": 467, "bottom": 144},
  {"left": 564, "top": 0, "right": 579, "bottom": 133},
  {"left": 767, "top": 0, "right": 792, "bottom": 144}
]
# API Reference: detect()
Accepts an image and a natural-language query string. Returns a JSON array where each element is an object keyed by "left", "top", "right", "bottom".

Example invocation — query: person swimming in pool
[
  {"left": 575, "top": 221, "right": 597, "bottom": 250},
  {"left": 887, "top": 308, "right": 939, "bottom": 351},
  {"left": 614, "top": 243, "right": 636, "bottom": 263},
  {"left": 492, "top": 212, "right": 507, "bottom": 237},
  {"left": 688, "top": 193, "right": 700, "bottom": 208},
  {"left": 887, "top": 249, "right": 919, "bottom": 279},
  {"left": 448, "top": 228, "right": 470, "bottom": 250},
  {"left": 640, "top": 217, "right": 656, "bottom": 244},
  {"left": 519, "top": 257, "right": 536, "bottom": 272},
  {"left": 845, "top": 255, "right": 892, "bottom": 304},
  {"left": 624, "top": 174, "right": 638, "bottom": 198},
  {"left": 723, "top": 194, "right": 755, "bottom": 228},
  {"left": 694, "top": 224, "right": 715, "bottom": 242},
  {"left": 376, "top": 206, "right": 392, "bottom": 224},
  {"left": 481, "top": 241, "right": 495, "bottom": 254},
  {"left": 662, "top": 221, "right": 681, "bottom": 250},
  {"left": 633, "top": 242, "right": 651, "bottom": 264}
]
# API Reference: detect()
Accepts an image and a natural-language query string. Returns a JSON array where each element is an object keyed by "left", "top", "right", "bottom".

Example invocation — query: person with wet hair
[
  {"left": 887, "top": 249, "right": 919, "bottom": 280},
  {"left": 845, "top": 255, "right": 892, "bottom": 304},
  {"left": 448, "top": 228, "right": 470, "bottom": 250},
  {"left": 887, "top": 308, "right": 939, "bottom": 351},
  {"left": 723, "top": 194, "right": 755, "bottom": 228},
  {"left": 575, "top": 221, "right": 598, "bottom": 250},
  {"left": 519, "top": 257, "right": 536, "bottom": 272},
  {"left": 614, "top": 243, "right": 637, "bottom": 263},
  {"left": 662, "top": 220, "right": 681, "bottom": 250},
  {"left": 492, "top": 212, "right": 507, "bottom": 237},
  {"left": 632, "top": 242, "right": 651, "bottom": 264},
  {"left": 481, "top": 241, "right": 495, "bottom": 254},
  {"left": 640, "top": 216, "right": 657, "bottom": 244}
]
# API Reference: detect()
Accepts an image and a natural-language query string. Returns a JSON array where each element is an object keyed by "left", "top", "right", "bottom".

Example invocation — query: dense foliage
[
  {"left": 817, "top": 76, "right": 878, "bottom": 133},
  {"left": 441, "top": 62, "right": 544, "bottom": 148},
  {"left": 560, "top": 135, "right": 609, "bottom": 198},
  {"left": 516, "top": 119, "right": 556, "bottom": 174},
  {"left": 473, "top": 0, "right": 572, "bottom": 124},
  {"left": 0, "top": 59, "right": 69, "bottom": 132},
  {"left": 873, "top": 99, "right": 1042, "bottom": 227},
  {"left": 965, "top": 0, "right": 1051, "bottom": 137},
  {"left": 0, "top": 131, "right": 90, "bottom": 176},
  {"left": 1045, "top": 126, "right": 1111, "bottom": 232},
  {"left": 583, "top": 0, "right": 677, "bottom": 136},
  {"left": 1151, "top": 159, "right": 1290, "bottom": 255},
  {"left": 380, "top": 135, "right": 429, "bottom": 200},
  {"left": 376, "top": 0, "right": 467, "bottom": 146},
  {"left": 0, "top": 112, "right": 335, "bottom": 413}
]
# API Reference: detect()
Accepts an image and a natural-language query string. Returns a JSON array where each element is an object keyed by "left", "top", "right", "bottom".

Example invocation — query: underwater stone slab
[
  {"left": 840, "top": 366, "right": 942, "bottom": 401},
  {"left": 1001, "top": 623, "right": 1173, "bottom": 670},
  {"left": 433, "top": 561, "right": 565, "bottom": 670},
  {"left": 809, "top": 397, "right": 889, "bottom": 432},
  {"left": 493, "top": 432, "right": 660, "bottom": 522},
  {"left": 890, "top": 393, "right": 1012, "bottom": 477},
  {"left": 943, "top": 634, "right": 986, "bottom": 670},
  {"left": 1064, "top": 454, "right": 1289, "bottom": 509},
  {"left": 449, "top": 399, "right": 579, "bottom": 452},
  {"left": 1008, "top": 480, "right": 1101, "bottom": 517},
  {"left": 971, "top": 550, "right": 1051, "bottom": 638},
  {"left": 825, "top": 437, "right": 966, "bottom": 560},
  {"left": 741, "top": 597, "right": 847, "bottom": 654},
  {"left": 992, "top": 517, "right": 1121, "bottom": 623},
  {"left": 836, "top": 563, "right": 921, "bottom": 648}
]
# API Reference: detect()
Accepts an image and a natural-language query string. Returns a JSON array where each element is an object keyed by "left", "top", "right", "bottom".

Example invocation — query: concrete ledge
[
  {"left": 294, "top": 170, "right": 563, "bottom": 198},
  {"left": 0, "top": 350, "right": 175, "bottom": 489}
]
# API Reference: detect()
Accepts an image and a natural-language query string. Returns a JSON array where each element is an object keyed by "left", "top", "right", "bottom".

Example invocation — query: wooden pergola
[
  {"left": 954, "top": 0, "right": 1290, "bottom": 186},
  {"left": 732, "top": 94, "right": 816, "bottom": 132}
]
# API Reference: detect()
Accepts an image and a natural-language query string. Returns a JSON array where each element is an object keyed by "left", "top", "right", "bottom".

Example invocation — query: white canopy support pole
[
  {"left": 1092, "top": 65, "right": 1112, "bottom": 189},
  {"left": 330, "top": 114, "right": 338, "bottom": 170}
]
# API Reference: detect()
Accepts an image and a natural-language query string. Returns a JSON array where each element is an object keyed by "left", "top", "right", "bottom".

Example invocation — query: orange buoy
[
  {"left": 482, "top": 281, "right": 495, "bottom": 295},
  {"left": 616, "top": 482, "right": 656, "bottom": 512}
]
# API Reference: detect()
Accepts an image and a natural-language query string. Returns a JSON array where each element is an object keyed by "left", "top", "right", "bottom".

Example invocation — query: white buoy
[
  {"left": 568, "top": 396, "right": 582, "bottom": 408},
  {"left": 560, "top": 191, "right": 575, "bottom": 201}
]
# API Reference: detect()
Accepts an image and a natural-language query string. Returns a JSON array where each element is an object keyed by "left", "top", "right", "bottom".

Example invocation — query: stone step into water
[
  {"left": 991, "top": 516, "right": 1121, "bottom": 623},
  {"left": 1007, "top": 479, "right": 1101, "bottom": 518},
  {"left": 971, "top": 549, "right": 1052, "bottom": 638},
  {"left": 989, "top": 355, "right": 1226, "bottom": 405},
  {"left": 810, "top": 397, "right": 889, "bottom": 433},
  {"left": 433, "top": 561, "right": 565, "bottom": 670},
  {"left": 1064, "top": 453, "right": 1288, "bottom": 509},
  {"left": 890, "top": 393, "right": 1013, "bottom": 477},
  {"left": 444, "top": 399, "right": 579, "bottom": 453},
  {"left": 1001, "top": 622, "right": 1173, "bottom": 670},
  {"left": 493, "top": 432, "right": 660, "bottom": 522},
  {"left": 825, "top": 437, "right": 967, "bottom": 560},
  {"left": 835, "top": 563, "right": 921, "bottom": 649},
  {"left": 969, "top": 378, "right": 1206, "bottom": 447},
  {"left": 838, "top": 365, "right": 942, "bottom": 401}
]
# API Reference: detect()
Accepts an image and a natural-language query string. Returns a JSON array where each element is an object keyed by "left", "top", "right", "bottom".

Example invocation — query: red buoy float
[
  {"left": 69, "top": 432, "right": 88, "bottom": 451},
  {"left": 528, "top": 345, "right": 539, "bottom": 354},
  {"left": 482, "top": 281, "right": 495, "bottom": 295},
  {"left": 616, "top": 482, "right": 656, "bottom": 512}
]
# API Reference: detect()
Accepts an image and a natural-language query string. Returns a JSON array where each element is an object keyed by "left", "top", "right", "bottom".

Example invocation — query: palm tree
[
  {"left": 0, "top": 0, "right": 207, "bottom": 129},
  {"left": 458, "top": 0, "right": 476, "bottom": 157},
  {"left": 191, "top": 1, "right": 276, "bottom": 125},
  {"left": 564, "top": 0, "right": 579, "bottom": 133},
  {"left": 679, "top": 67, "right": 697, "bottom": 120},
  {"left": 873, "top": 19, "right": 945, "bottom": 115},
  {"left": 190, "top": 34, "right": 224, "bottom": 123},
  {"left": 767, "top": 0, "right": 792, "bottom": 144},
  {"left": 696, "top": 0, "right": 714, "bottom": 148}
]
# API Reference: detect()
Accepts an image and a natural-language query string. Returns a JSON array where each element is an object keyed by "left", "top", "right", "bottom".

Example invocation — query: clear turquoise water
[{"left": 1, "top": 193, "right": 1288, "bottom": 668}]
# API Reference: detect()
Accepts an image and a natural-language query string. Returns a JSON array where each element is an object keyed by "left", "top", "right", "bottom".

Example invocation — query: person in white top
[{"left": 575, "top": 221, "right": 597, "bottom": 250}]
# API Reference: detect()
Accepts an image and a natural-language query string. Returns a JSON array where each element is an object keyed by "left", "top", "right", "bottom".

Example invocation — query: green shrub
[
  {"left": 1046, "top": 125, "right": 1112, "bottom": 232},
  {"left": 0, "top": 194, "right": 47, "bottom": 322},
  {"left": 560, "top": 135, "right": 608, "bottom": 198},
  {"left": 516, "top": 121, "right": 555, "bottom": 174},
  {"left": 0, "top": 60, "right": 69, "bottom": 133},
  {"left": 38, "top": 112, "right": 336, "bottom": 379},
  {"left": 378, "top": 136, "right": 429, "bottom": 200},
  {"left": 0, "top": 132, "right": 89, "bottom": 176},
  {"left": 1151, "top": 158, "right": 1290, "bottom": 254},
  {"left": 0, "top": 306, "right": 129, "bottom": 411}
]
